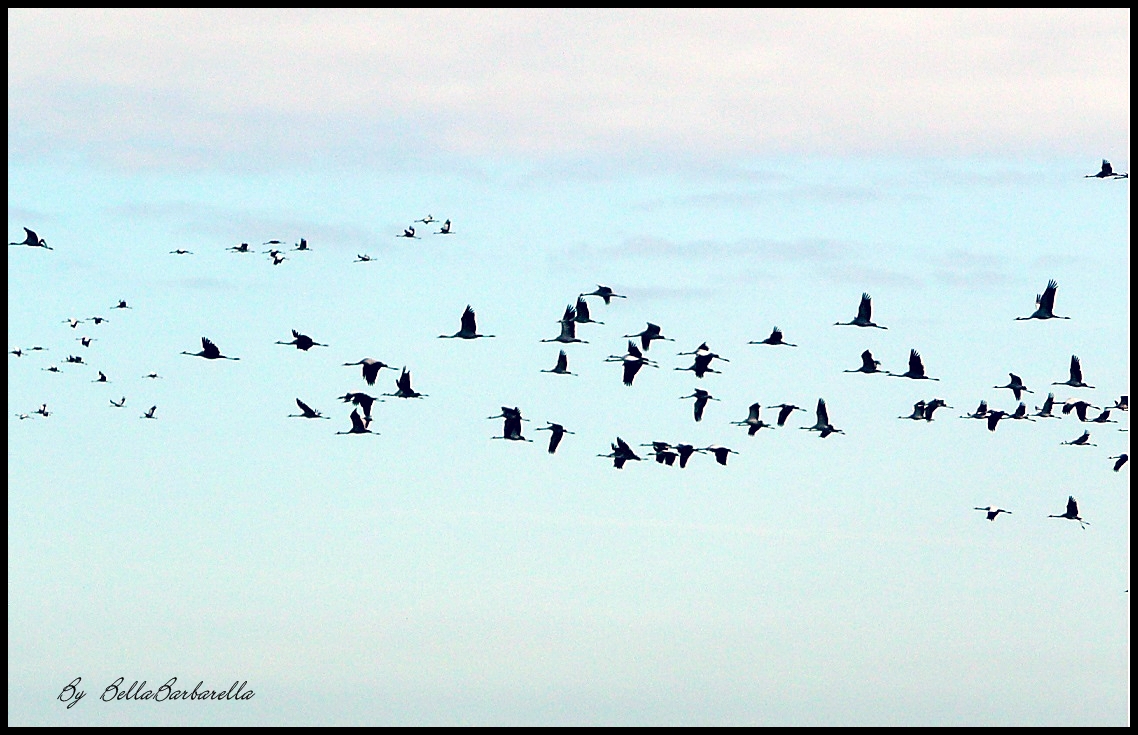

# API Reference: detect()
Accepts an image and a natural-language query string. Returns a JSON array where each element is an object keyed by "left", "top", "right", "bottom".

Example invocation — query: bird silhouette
[
  {"left": 492, "top": 413, "right": 532, "bottom": 442},
  {"left": 699, "top": 445, "right": 738, "bottom": 466},
  {"left": 111, "top": 300, "right": 131, "bottom": 310},
  {"left": 440, "top": 306, "right": 494, "bottom": 339},
  {"left": 34, "top": 403, "right": 50, "bottom": 417},
  {"left": 766, "top": 404, "right": 805, "bottom": 427},
  {"left": 889, "top": 349, "right": 938, "bottom": 381},
  {"left": 642, "top": 441, "right": 679, "bottom": 466},
  {"left": 1033, "top": 393, "right": 1061, "bottom": 419},
  {"left": 844, "top": 349, "right": 883, "bottom": 374},
  {"left": 1052, "top": 355, "right": 1094, "bottom": 389},
  {"left": 974, "top": 506, "right": 1011, "bottom": 521},
  {"left": 293, "top": 238, "right": 310, "bottom": 251},
  {"left": 598, "top": 437, "right": 641, "bottom": 469},
  {"left": 749, "top": 326, "right": 797, "bottom": 347},
  {"left": 9, "top": 227, "right": 51, "bottom": 250},
  {"left": 733, "top": 403, "right": 774, "bottom": 435},
  {"left": 109, "top": 397, "right": 126, "bottom": 408},
  {"left": 436, "top": 220, "right": 453, "bottom": 235},
  {"left": 675, "top": 353, "right": 722, "bottom": 379},
  {"left": 384, "top": 368, "right": 427, "bottom": 399},
  {"left": 399, "top": 226, "right": 420, "bottom": 239},
  {"left": 182, "top": 337, "right": 239, "bottom": 360},
  {"left": 900, "top": 400, "right": 927, "bottom": 420},
  {"left": 355, "top": 254, "right": 374, "bottom": 263},
  {"left": 581, "top": 285, "right": 626, "bottom": 304},
  {"left": 542, "top": 306, "right": 588, "bottom": 344},
  {"left": 170, "top": 249, "right": 193, "bottom": 255},
  {"left": 141, "top": 406, "right": 157, "bottom": 420},
  {"left": 93, "top": 371, "right": 108, "bottom": 383},
  {"left": 623, "top": 322, "right": 673, "bottom": 351},
  {"left": 802, "top": 398, "right": 843, "bottom": 436},
  {"left": 604, "top": 341, "right": 658, "bottom": 386},
  {"left": 1111, "top": 395, "right": 1128, "bottom": 411},
  {"left": 1048, "top": 496, "right": 1088, "bottom": 528},
  {"left": 276, "top": 329, "right": 327, "bottom": 351},
  {"left": 1088, "top": 409, "right": 1117, "bottom": 424},
  {"left": 835, "top": 293, "right": 886, "bottom": 329},
  {"left": 994, "top": 373, "right": 1033, "bottom": 400},
  {"left": 1085, "top": 159, "right": 1127, "bottom": 178},
  {"left": 228, "top": 242, "right": 252, "bottom": 253},
  {"left": 572, "top": 296, "right": 604, "bottom": 325},
  {"left": 1061, "top": 430, "right": 1096, "bottom": 446},
  {"left": 540, "top": 349, "right": 575, "bottom": 375},
  {"left": 1061, "top": 399, "right": 1099, "bottom": 422},
  {"left": 535, "top": 423, "right": 573, "bottom": 454},
  {"left": 289, "top": 398, "right": 330, "bottom": 419},
  {"left": 1016, "top": 279, "right": 1068, "bottom": 320},
  {"left": 339, "top": 391, "right": 381, "bottom": 418},
  {"left": 336, "top": 408, "right": 377, "bottom": 435},
  {"left": 680, "top": 388, "right": 720, "bottom": 422},
  {"left": 416, "top": 215, "right": 436, "bottom": 225},
  {"left": 343, "top": 358, "right": 395, "bottom": 386},
  {"left": 1109, "top": 454, "right": 1128, "bottom": 472},
  {"left": 923, "top": 399, "right": 951, "bottom": 421},
  {"left": 1009, "top": 402, "right": 1035, "bottom": 422}
]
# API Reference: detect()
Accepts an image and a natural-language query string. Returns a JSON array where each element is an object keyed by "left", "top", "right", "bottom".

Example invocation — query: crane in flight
[
  {"left": 572, "top": 296, "right": 604, "bottom": 325},
  {"left": 1109, "top": 454, "right": 1128, "bottom": 472},
  {"left": 748, "top": 326, "right": 797, "bottom": 347},
  {"left": 492, "top": 413, "right": 531, "bottom": 442},
  {"left": 623, "top": 322, "right": 673, "bottom": 351},
  {"left": 733, "top": 403, "right": 774, "bottom": 435},
  {"left": 844, "top": 349, "right": 883, "bottom": 374},
  {"left": 889, "top": 349, "right": 938, "bottom": 381},
  {"left": 336, "top": 408, "right": 377, "bottom": 436},
  {"left": 384, "top": 368, "right": 427, "bottom": 399},
  {"left": 435, "top": 220, "right": 453, "bottom": 235},
  {"left": 923, "top": 399, "right": 952, "bottom": 421},
  {"left": 974, "top": 506, "right": 1011, "bottom": 521},
  {"left": 766, "top": 404, "right": 805, "bottom": 427},
  {"left": 604, "top": 341, "right": 658, "bottom": 386},
  {"left": 542, "top": 306, "right": 588, "bottom": 344},
  {"left": 170, "top": 249, "right": 193, "bottom": 255},
  {"left": 339, "top": 391, "right": 380, "bottom": 419},
  {"left": 698, "top": 445, "right": 738, "bottom": 466},
  {"left": 440, "top": 305, "right": 494, "bottom": 339},
  {"left": 182, "top": 337, "right": 239, "bottom": 360},
  {"left": 680, "top": 388, "right": 720, "bottom": 422},
  {"left": 343, "top": 358, "right": 395, "bottom": 386},
  {"left": 598, "top": 437, "right": 641, "bottom": 469},
  {"left": 1033, "top": 393, "right": 1061, "bottom": 419},
  {"left": 1048, "top": 496, "right": 1088, "bottom": 528},
  {"left": 141, "top": 406, "right": 158, "bottom": 420},
  {"left": 642, "top": 441, "right": 679, "bottom": 466},
  {"left": 355, "top": 253, "right": 374, "bottom": 263},
  {"left": 109, "top": 397, "right": 126, "bottom": 408},
  {"left": 276, "top": 329, "right": 328, "bottom": 351},
  {"left": 399, "top": 226, "right": 420, "bottom": 239},
  {"left": 580, "top": 285, "right": 626, "bottom": 305},
  {"left": 535, "top": 423, "right": 573, "bottom": 454},
  {"left": 1015, "top": 279, "right": 1069, "bottom": 320},
  {"left": 801, "top": 398, "right": 843, "bottom": 437},
  {"left": 835, "top": 293, "right": 886, "bottom": 329},
  {"left": 1061, "top": 430, "right": 1096, "bottom": 446},
  {"left": 9, "top": 227, "right": 51, "bottom": 250},
  {"left": 1061, "top": 399, "right": 1099, "bottom": 422},
  {"left": 540, "top": 350, "right": 575, "bottom": 376},
  {"left": 994, "top": 373, "right": 1033, "bottom": 400},
  {"left": 293, "top": 238, "right": 310, "bottom": 251},
  {"left": 289, "top": 398, "right": 330, "bottom": 419},
  {"left": 1085, "top": 159, "right": 1127, "bottom": 178},
  {"left": 1052, "top": 355, "right": 1094, "bottom": 389}
]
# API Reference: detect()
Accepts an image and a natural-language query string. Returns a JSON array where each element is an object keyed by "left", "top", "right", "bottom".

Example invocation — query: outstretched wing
[
  {"left": 857, "top": 293, "right": 873, "bottom": 321},
  {"left": 461, "top": 305, "right": 477, "bottom": 333},
  {"left": 627, "top": 341, "right": 643, "bottom": 359},
  {"left": 1038, "top": 280, "right": 1058, "bottom": 314},
  {"left": 296, "top": 398, "right": 315, "bottom": 416},
  {"left": 555, "top": 350, "right": 568, "bottom": 372},
  {"left": 1069, "top": 355, "right": 1083, "bottom": 383},
  {"left": 1066, "top": 496, "right": 1078, "bottom": 516},
  {"left": 201, "top": 337, "right": 220, "bottom": 358},
  {"left": 909, "top": 349, "right": 925, "bottom": 378},
  {"left": 575, "top": 296, "right": 591, "bottom": 321},
  {"left": 816, "top": 398, "right": 829, "bottom": 425},
  {"left": 770, "top": 327, "right": 783, "bottom": 342},
  {"left": 349, "top": 409, "right": 366, "bottom": 432},
  {"left": 623, "top": 360, "right": 642, "bottom": 386},
  {"left": 747, "top": 403, "right": 761, "bottom": 422},
  {"left": 860, "top": 350, "right": 876, "bottom": 371}
]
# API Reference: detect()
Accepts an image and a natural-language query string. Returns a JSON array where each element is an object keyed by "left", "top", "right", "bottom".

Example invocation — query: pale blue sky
[{"left": 8, "top": 9, "right": 1130, "bottom": 726}]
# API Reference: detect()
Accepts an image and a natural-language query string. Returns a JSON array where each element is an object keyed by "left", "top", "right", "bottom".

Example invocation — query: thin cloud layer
[{"left": 9, "top": 9, "right": 1130, "bottom": 170}]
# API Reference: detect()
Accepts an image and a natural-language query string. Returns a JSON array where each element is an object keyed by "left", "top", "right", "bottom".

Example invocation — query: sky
[{"left": 7, "top": 9, "right": 1130, "bottom": 726}]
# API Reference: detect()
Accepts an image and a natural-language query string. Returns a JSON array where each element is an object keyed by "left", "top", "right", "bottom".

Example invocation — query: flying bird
[
  {"left": 77, "top": 336, "right": 96, "bottom": 347},
  {"left": 642, "top": 441, "right": 679, "bottom": 466},
  {"left": 994, "top": 373, "right": 1033, "bottom": 400},
  {"left": 111, "top": 300, "right": 132, "bottom": 310},
  {"left": 228, "top": 242, "right": 252, "bottom": 253},
  {"left": 1048, "top": 496, "right": 1088, "bottom": 528},
  {"left": 109, "top": 397, "right": 126, "bottom": 408},
  {"left": 143, "top": 372, "right": 162, "bottom": 379},
  {"left": 680, "top": 388, "right": 720, "bottom": 422},
  {"left": 623, "top": 322, "right": 673, "bottom": 351},
  {"left": 416, "top": 215, "right": 436, "bottom": 224},
  {"left": 276, "top": 329, "right": 328, "bottom": 351},
  {"left": 889, "top": 349, "right": 938, "bottom": 380},
  {"left": 355, "top": 254, "right": 374, "bottom": 263},
  {"left": 699, "top": 445, "right": 738, "bottom": 466},
  {"left": 1052, "top": 355, "right": 1094, "bottom": 389},
  {"left": 535, "top": 423, "right": 573, "bottom": 454},
  {"left": 900, "top": 401, "right": 928, "bottom": 420},
  {"left": 35, "top": 403, "right": 51, "bottom": 417},
  {"left": 1009, "top": 402, "right": 1034, "bottom": 422},
  {"left": 542, "top": 306, "right": 588, "bottom": 344},
  {"left": 63, "top": 318, "right": 84, "bottom": 329},
  {"left": 1088, "top": 409, "right": 1117, "bottom": 424},
  {"left": 384, "top": 368, "right": 426, "bottom": 399},
  {"left": 974, "top": 506, "right": 1012, "bottom": 521},
  {"left": 802, "top": 398, "right": 843, "bottom": 436},
  {"left": 269, "top": 252, "right": 287, "bottom": 266},
  {"left": 336, "top": 408, "right": 377, "bottom": 435},
  {"left": 835, "top": 293, "right": 886, "bottom": 329},
  {"left": 581, "top": 285, "right": 626, "bottom": 304},
  {"left": 399, "top": 226, "right": 420, "bottom": 239},
  {"left": 440, "top": 305, "right": 494, "bottom": 339},
  {"left": 9, "top": 227, "right": 51, "bottom": 249},
  {"left": 1061, "top": 430, "right": 1096, "bottom": 446},
  {"left": 141, "top": 406, "right": 157, "bottom": 420},
  {"left": 1109, "top": 454, "right": 1128, "bottom": 472},
  {"left": 1061, "top": 399, "right": 1099, "bottom": 422},
  {"left": 65, "top": 355, "right": 85, "bottom": 364},
  {"left": 170, "top": 249, "right": 193, "bottom": 255},
  {"left": 604, "top": 341, "right": 658, "bottom": 386},
  {"left": 1085, "top": 159, "right": 1127, "bottom": 178},
  {"left": 492, "top": 414, "right": 531, "bottom": 442},
  {"left": 733, "top": 403, "right": 774, "bottom": 435},
  {"left": 436, "top": 220, "right": 453, "bottom": 235},
  {"left": 289, "top": 398, "right": 330, "bottom": 419},
  {"left": 748, "top": 326, "right": 797, "bottom": 347},
  {"left": 181, "top": 337, "right": 239, "bottom": 360},
  {"left": 984, "top": 410, "right": 1008, "bottom": 432},
  {"left": 1111, "top": 395, "right": 1128, "bottom": 412},
  {"left": 923, "top": 399, "right": 952, "bottom": 421},
  {"left": 343, "top": 358, "right": 395, "bottom": 386},
  {"left": 293, "top": 238, "right": 310, "bottom": 251},
  {"left": 540, "top": 349, "right": 575, "bottom": 376},
  {"left": 572, "top": 296, "right": 604, "bottom": 325},
  {"left": 1033, "top": 393, "right": 1060, "bottom": 419},
  {"left": 93, "top": 371, "right": 108, "bottom": 383},
  {"left": 844, "top": 349, "right": 883, "bottom": 374},
  {"left": 339, "top": 391, "right": 381, "bottom": 418},
  {"left": 677, "top": 342, "right": 729, "bottom": 363},
  {"left": 1015, "top": 279, "right": 1069, "bottom": 320},
  {"left": 598, "top": 437, "right": 641, "bottom": 469},
  {"left": 767, "top": 404, "right": 805, "bottom": 427},
  {"left": 675, "top": 353, "right": 722, "bottom": 379},
  {"left": 88, "top": 317, "right": 109, "bottom": 325}
]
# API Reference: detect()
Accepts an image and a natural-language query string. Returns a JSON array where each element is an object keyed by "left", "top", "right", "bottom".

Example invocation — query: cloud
[{"left": 9, "top": 9, "right": 1130, "bottom": 172}]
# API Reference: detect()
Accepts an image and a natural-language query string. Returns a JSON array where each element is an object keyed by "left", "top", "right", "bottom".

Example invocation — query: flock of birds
[{"left": 9, "top": 162, "right": 1130, "bottom": 529}]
